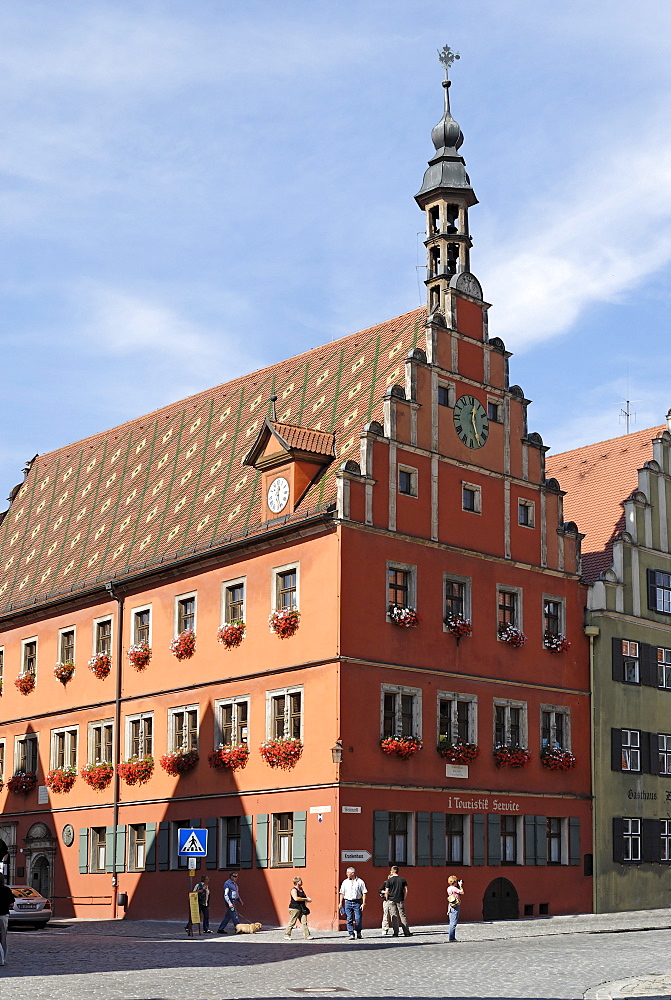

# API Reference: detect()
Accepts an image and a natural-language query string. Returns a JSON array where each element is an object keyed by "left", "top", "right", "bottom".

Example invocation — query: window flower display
[
  {"left": 259, "top": 737, "right": 303, "bottom": 769},
  {"left": 444, "top": 614, "right": 472, "bottom": 639},
  {"left": 170, "top": 629, "right": 196, "bottom": 660},
  {"left": 117, "top": 755, "right": 154, "bottom": 786},
  {"left": 88, "top": 653, "right": 111, "bottom": 679},
  {"left": 217, "top": 621, "right": 246, "bottom": 649},
  {"left": 498, "top": 623, "right": 526, "bottom": 647},
  {"left": 128, "top": 641, "right": 152, "bottom": 670},
  {"left": 7, "top": 772, "right": 37, "bottom": 794},
  {"left": 80, "top": 761, "right": 114, "bottom": 791},
  {"left": 544, "top": 632, "right": 571, "bottom": 654},
  {"left": 268, "top": 609, "right": 300, "bottom": 639},
  {"left": 388, "top": 605, "right": 420, "bottom": 628},
  {"left": 208, "top": 744, "right": 250, "bottom": 770},
  {"left": 54, "top": 661, "right": 75, "bottom": 684},
  {"left": 14, "top": 672, "right": 35, "bottom": 695},
  {"left": 437, "top": 738, "right": 480, "bottom": 764},
  {"left": 541, "top": 746, "right": 577, "bottom": 770},
  {"left": 159, "top": 748, "right": 199, "bottom": 776},
  {"left": 380, "top": 735, "right": 423, "bottom": 760},
  {"left": 45, "top": 766, "right": 77, "bottom": 793},
  {"left": 493, "top": 744, "right": 531, "bottom": 769}
]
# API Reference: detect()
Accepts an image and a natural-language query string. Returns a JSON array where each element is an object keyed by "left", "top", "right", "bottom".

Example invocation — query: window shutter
[
  {"left": 569, "top": 817, "right": 580, "bottom": 866},
  {"left": 524, "top": 816, "right": 537, "bottom": 865},
  {"left": 145, "top": 822, "right": 157, "bottom": 872},
  {"left": 645, "top": 731, "right": 659, "bottom": 775},
  {"left": 79, "top": 829, "right": 89, "bottom": 874},
  {"left": 640, "top": 731, "right": 651, "bottom": 774},
  {"left": 431, "top": 813, "right": 446, "bottom": 866},
  {"left": 205, "top": 818, "right": 218, "bottom": 870},
  {"left": 373, "top": 811, "right": 389, "bottom": 866},
  {"left": 105, "top": 826, "right": 115, "bottom": 873},
  {"left": 642, "top": 818, "right": 661, "bottom": 863},
  {"left": 416, "top": 812, "right": 430, "bottom": 866},
  {"left": 240, "top": 816, "right": 253, "bottom": 869},
  {"left": 293, "top": 811, "right": 306, "bottom": 867},
  {"left": 612, "top": 817, "right": 624, "bottom": 863},
  {"left": 487, "top": 814, "right": 500, "bottom": 866},
  {"left": 535, "top": 816, "right": 547, "bottom": 866},
  {"left": 611, "top": 728, "right": 623, "bottom": 771},
  {"left": 472, "top": 814, "right": 485, "bottom": 866},
  {"left": 255, "top": 814, "right": 269, "bottom": 869},
  {"left": 115, "top": 825, "right": 126, "bottom": 873},
  {"left": 611, "top": 637, "right": 624, "bottom": 682},
  {"left": 158, "top": 821, "right": 170, "bottom": 871},
  {"left": 640, "top": 643, "right": 657, "bottom": 687},
  {"left": 647, "top": 569, "right": 658, "bottom": 611}
]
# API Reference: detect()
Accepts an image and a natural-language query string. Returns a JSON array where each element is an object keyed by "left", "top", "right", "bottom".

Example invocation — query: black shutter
[
  {"left": 646, "top": 731, "right": 660, "bottom": 775},
  {"left": 611, "top": 729, "right": 623, "bottom": 771},
  {"left": 640, "top": 643, "right": 657, "bottom": 687},
  {"left": 612, "top": 817, "right": 624, "bottom": 863},
  {"left": 647, "top": 569, "right": 658, "bottom": 612},
  {"left": 612, "top": 637, "right": 624, "bottom": 682},
  {"left": 642, "top": 819, "right": 661, "bottom": 863},
  {"left": 640, "top": 731, "right": 651, "bottom": 774}
]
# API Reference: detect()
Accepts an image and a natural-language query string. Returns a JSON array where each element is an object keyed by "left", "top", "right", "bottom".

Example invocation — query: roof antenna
[
  {"left": 619, "top": 399, "right": 638, "bottom": 434},
  {"left": 269, "top": 394, "right": 278, "bottom": 422}
]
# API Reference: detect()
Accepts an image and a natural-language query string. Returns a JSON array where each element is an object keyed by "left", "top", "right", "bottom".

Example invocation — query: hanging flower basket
[
  {"left": 437, "top": 738, "right": 480, "bottom": 764},
  {"left": 170, "top": 629, "right": 196, "bottom": 660},
  {"left": 7, "top": 772, "right": 37, "bottom": 794},
  {"left": 541, "top": 747, "right": 577, "bottom": 771},
  {"left": 380, "top": 735, "right": 423, "bottom": 760},
  {"left": 14, "top": 672, "right": 35, "bottom": 695},
  {"left": 268, "top": 609, "right": 300, "bottom": 639},
  {"left": 498, "top": 623, "right": 526, "bottom": 647},
  {"left": 46, "top": 766, "right": 77, "bottom": 793},
  {"left": 217, "top": 621, "right": 246, "bottom": 649},
  {"left": 444, "top": 614, "right": 472, "bottom": 639},
  {"left": 159, "top": 749, "right": 199, "bottom": 776},
  {"left": 89, "top": 652, "right": 111, "bottom": 679},
  {"left": 494, "top": 744, "right": 532, "bottom": 769},
  {"left": 208, "top": 743, "right": 250, "bottom": 770},
  {"left": 388, "top": 605, "right": 420, "bottom": 628},
  {"left": 128, "top": 642, "right": 152, "bottom": 670},
  {"left": 81, "top": 761, "right": 114, "bottom": 791},
  {"left": 259, "top": 737, "right": 303, "bottom": 770},
  {"left": 54, "top": 661, "right": 75, "bottom": 684},
  {"left": 117, "top": 755, "right": 154, "bottom": 786},
  {"left": 544, "top": 632, "right": 571, "bottom": 654}
]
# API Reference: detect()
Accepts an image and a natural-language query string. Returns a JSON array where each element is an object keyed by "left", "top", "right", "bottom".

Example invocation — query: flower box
[
  {"left": 128, "top": 642, "right": 152, "bottom": 670},
  {"left": 544, "top": 632, "right": 571, "bottom": 654},
  {"left": 388, "top": 605, "right": 420, "bottom": 628},
  {"left": 380, "top": 735, "right": 423, "bottom": 760},
  {"left": 268, "top": 608, "right": 300, "bottom": 639},
  {"left": 89, "top": 653, "right": 111, "bottom": 679},
  {"left": 217, "top": 621, "right": 246, "bottom": 649},
  {"left": 7, "top": 772, "right": 37, "bottom": 794},
  {"left": 259, "top": 737, "right": 303, "bottom": 770},
  {"left": 170, "top": 629, "right": 196, "bottom": 661},
  {"left": 208, "top": 744, "right": 250, "bottom": 771},
  {"left": 117, "top": 755, "right": 154, "bottom": 786},
  {"left": 14, "top": 672, "right": 35, "bottom": 695},
  {"left": 54, "top": 661, "right": 75, "bottom": 684},
  {"left": 444, "top": 614, "right": 472, "bottom": 639},
  {"left": 159, "top": 749, "right": 199, "bottom": 776},
  {"left": 437, "top": 738, "right": 480, "bottom": 764},
  {"left": 498, "top": 623, "right": 526, "bottom": 647},
  {"left": 80, "top": 762, "right": 114, "bottom": 791},
  {"left": 493, "top": 744, "right": 531, "bottom": 769},
  {"left": 541, "top": 747, "right": 577, "bottom": 771},
  {"left": 46, "top": 766, "right": 77, "bottom": 793}
]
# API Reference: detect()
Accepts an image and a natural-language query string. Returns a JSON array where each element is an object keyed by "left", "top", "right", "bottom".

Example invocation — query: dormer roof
[{"left": 243, "top": 419, "right": 336, "bottom": 470}]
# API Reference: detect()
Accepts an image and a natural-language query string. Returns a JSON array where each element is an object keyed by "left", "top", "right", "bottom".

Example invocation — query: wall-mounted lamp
[{"left": 331, "top": 739, "right": 343, "bottom": 764}]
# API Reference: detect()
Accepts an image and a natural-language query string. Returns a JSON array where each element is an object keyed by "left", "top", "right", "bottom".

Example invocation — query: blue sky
[{"left": 2, "top": 1, "right": 671, "bottom": 503}]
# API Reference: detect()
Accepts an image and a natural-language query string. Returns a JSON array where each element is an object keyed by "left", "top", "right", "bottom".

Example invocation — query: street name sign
[{"left": 341, "top": 850, "right": 372, "bottom": 863}]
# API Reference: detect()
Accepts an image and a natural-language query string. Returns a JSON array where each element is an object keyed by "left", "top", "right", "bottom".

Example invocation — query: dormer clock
[{"left": 267, "top": 476, "right": 290, "bottom": 514}]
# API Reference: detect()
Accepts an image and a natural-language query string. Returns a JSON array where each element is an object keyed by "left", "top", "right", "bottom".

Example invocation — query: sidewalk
[{"left": 584, "top": 973, "right": 671, "bottom": 999}]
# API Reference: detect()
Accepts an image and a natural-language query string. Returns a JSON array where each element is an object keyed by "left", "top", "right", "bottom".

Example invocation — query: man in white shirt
[{"left": 338, "top": 867, "right": 367, "bottom": 939}]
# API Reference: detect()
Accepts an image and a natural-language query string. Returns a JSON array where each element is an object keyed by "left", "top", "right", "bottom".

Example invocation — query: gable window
[
  {"left": 169, "top": 706, "right": 198, "bottom": 751},
  {"left": 444, "top": 575, "right": 470, "bottom": 622},
  {"left": 382, "top": 684, "right": 421, "bottom": 739},
  {"left": 388, "top": 812, "right": 411, "bottom": 864},
  {"left": 658, "top": 648, "right": 671, "bottom": 689},
  {"left": 462, "top": 483, "right": 481, "bottom": 513},
  {"left": 223, "top": 579, "right": 245, "bottom": 623},
  {"left": 541, "top": 708, "right": 570, "bottom": 750},
  {"left": 216, "top": 697, "right": 249, "bottom": 746},
  {"left": 95, "top": 618, "right": 112, "bottom": 656},
  {"left": 268, "top": 687, "right": 302, "bottom": 739},
  {"left": 22, "top": 638, "right": 37, "bottom": 676},
  {"left": 91, "top": 827, "right": 107, "bottom": 872},
  {"left": 132, "top": 607, "right": 151, "bottom": 646},
  {"left": 622, "top": 640, "right": 640, "bottom": 684},
  {"left": 648, "top": 570, "right": 671, "bottom": 614},
  {"left": 623, "top": 818, "right": 641, "bottom": 862},
  {"left": 89, "top": 721, "right": 113, "bottom": 764},
  {"left": 51, "top": 727, "right": 78, "bottom": 769},
  {"left": 518, "top": 500, "right": 534, "bottom": 527},
  {"left": 275, "top": 566, "right": 298, "bottom": 611},
  {"left": 494, "top": 701, "right": 527, "bottom": 747},
  {"left": 176, "top": 594, "right": 196, "bottom": 634},
  {"left": 127, "top": 713, "right": 153, "bottom": 758},
  {"left": 15, "top": 734, "right": 38, "bottom": 774},
  {"left": 221, "top": 817, "right": 241, "bottom": 867},
  {"left": 659, "top": 734, "right": 671, "bottom": 775},
  {"left": 621, "top": 729, "right": 640, "bottom": 772},
  {"left": 438, "top": 693, "right": 476, "bottom": 744},
  {"left": 497, "top": 588, "right": 520, "bottom": 629},
  {"left": 129, "top": 824, "right": 147, "bottom": 871},
  {"left": 272, "top": 813, "right": 294, "bottom": 866},
  {"left": 59, "top": 628, "right": 75, "bottom": 663},
  {"left": 398, "top": 466, "right": 417, "bottom": 497}
]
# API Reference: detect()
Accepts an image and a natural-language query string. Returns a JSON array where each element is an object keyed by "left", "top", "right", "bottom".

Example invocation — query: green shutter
[
  {"left": 240, "top": 816, "right": 253, "bottom": 869},
  {"left": 115, "top": 825, "right": 126, "bottom": 873},
  {"left": 431, "top": 813, "right": 446, "bottom": 866},
  {"left": 535, "top": 816, "right": 547, "bottom": 866},
  {"left": 373, "top": 811, "right": 389, "bottom": 866},
  {"left": 79, "top": 829, "right": 89, "bottom": 874},
  {"left": 145, "top": 823, "right": 157, "bottom": 872},
  {"left": 158, "top": 821, "right": 170, "bottom": 871},
  {"left": 105, "top": 826, "right": 115, "bottom": 873},
  {"left": 524, "top": 816, "right": 537, "bottom": 865},
  {"left": 487, "top": 815, "right": 500, "bottom": 866},
  {"left": 472, "top": 814, "right": 485, "bottom": 866},
  {"left": 416, "top": 812, "right": 431, "bottom": 866},
  {"left": 569, "top": 817, "right": 580, "bottom": 866},
  {"left": 293, "top": 811, "right": 306, "bottom": 867},
  {"left": 255, "top": 814, "right": 269, "bottom": 869},
  {"left": 205, "top": 818, "right": 218, "bottom": 870}
]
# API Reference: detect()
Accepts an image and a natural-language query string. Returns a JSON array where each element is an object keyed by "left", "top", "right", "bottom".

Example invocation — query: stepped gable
[
  {"left": 0, "top": 307, "right": 424, "bottom": 616},
  {"left": 547, "top": 424, "right": 665, "bottom": 582}
]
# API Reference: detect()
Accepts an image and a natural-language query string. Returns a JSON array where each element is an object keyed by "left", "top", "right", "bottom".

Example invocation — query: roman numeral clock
[{"left": 453, "top": 394, "right": 489, "bottom": 449}]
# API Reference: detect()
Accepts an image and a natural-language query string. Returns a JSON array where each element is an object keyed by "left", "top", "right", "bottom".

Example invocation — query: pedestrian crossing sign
[{"left": 178, "top": 828, "right": 208, "bottom": 856}]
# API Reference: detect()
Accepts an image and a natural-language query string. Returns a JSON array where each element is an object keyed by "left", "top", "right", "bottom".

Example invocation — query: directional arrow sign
[
  {"left": 178, "top": 828, "right": 207, "bottom": 856},
  {"left": 341, "top": 850, "right": 372, "bottom": 863}
]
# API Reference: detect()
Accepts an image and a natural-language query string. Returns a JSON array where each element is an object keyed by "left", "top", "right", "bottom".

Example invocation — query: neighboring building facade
[
  {"left": 0, "top": 58, "right": 593, "bottom": 928},
  {"left": 548, "top": 421, "right": 671, "bottom": 912}
]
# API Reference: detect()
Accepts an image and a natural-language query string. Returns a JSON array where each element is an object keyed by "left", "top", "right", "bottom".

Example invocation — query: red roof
[{"left": 269, "top": 422, "right": 335, "bottom": 457}]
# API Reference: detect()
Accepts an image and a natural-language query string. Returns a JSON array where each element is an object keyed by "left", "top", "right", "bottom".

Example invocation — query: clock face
[
  {"left": 267, "top": 476, "right": 290, "bottom": 514},
  {"left": 453, "top": 395, "right": 489, "bottom": 449}
]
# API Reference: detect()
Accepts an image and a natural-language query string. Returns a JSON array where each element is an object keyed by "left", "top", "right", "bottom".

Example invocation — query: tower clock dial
[
  {"left": 453, "top": 395, "right": 489, "bottom": 449},
  {"left": 267, "top": 476, "right": 290, "bottom": 514}
]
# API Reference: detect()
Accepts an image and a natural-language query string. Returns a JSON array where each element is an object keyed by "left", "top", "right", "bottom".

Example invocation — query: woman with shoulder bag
[
  {"left": 446, "top": 874, "right": 464, "bottom": 942},
  {"left": 284, "top": 876, "right": 312, "bottom": 940}
]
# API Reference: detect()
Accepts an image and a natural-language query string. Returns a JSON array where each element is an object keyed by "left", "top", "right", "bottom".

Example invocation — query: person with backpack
[{"left": 379, "top": 865, "right": 411, "bottom": 937}]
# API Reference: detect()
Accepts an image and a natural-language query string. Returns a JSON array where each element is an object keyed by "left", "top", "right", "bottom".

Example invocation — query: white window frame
[
  {"left": 381, "top": 683, "right": 423, "bottom": 739},
  {"left": 540, "top": 704, "right": 572, "bottom": 751},
  {"left": 221, "top": 577, "right": 246, "bottom": 624},
  {"left": 623, "top": 817, "right": 641, "bottom": 862},
  {"left": 661, "top": 819, "right": 671, "bottom": 862},
  {"left": 497, "top": 585, "right": 523, "bottom": 631},
  {"left": 50, "top": 726, "right": 78, "bottom": 770},
  {"left": 658, "top": 647, "right": 671, "bottom": 689},
  {"left": 14, "top": 733, "right": 38, "bottom": 774},
  {"left": 387, "top": 810, "right": 415, "bottom": 866},
  {"left": 659, "top": 734, "right": 671, "bottom": 775},
  {"left": 125, "top": 712, "right": 154, "bottom": 758},
  {"left": 621, "top": 729, "right": 641, "bottom": 772},
  {"left": 129, "top": 823, "right": 147, "bottom": 872},
  {"left": 386, "top": 560, "right": 417, "bottom": 616},
  {"left": 168, "top": 704, "right": 199, "bottom": 752},
  {"left": 130, "top": 603, "right": 152, "bottom": 647},
  {"left": 272, "top": 562, "right": 300, "bottom": 611},
  {"left": 518, "top": 499, "right": 535, "bottom": 528},
  {"left": 398, "top": 464, "right": 418, "bottom": 498},
  {"left": 90, "top": 826, "right": 107, "bottom": 873},
  {"left": 437, "top": 690, "right": 478, "bottom": 743},
  {"left": 493, "top": 698, "right": 528, "bottom": 748},
  {"left": 57, "top": 625, "right": 76, "bottom": 664},
  {"left": 21, "top": 636, "right": 38, "bottom": 677},
  {"left": 266, "top": 685, "right": 304, "bottom": 740},
  {"left": 88, "top": 719, "right": 114, "bottom": 765},
  {"left": 214, "top": 696, "right": 250, "bottom": 747},
  {"left": 174, "top": 591, "right": 197, "bottom": 636},
  {"left": 443, "top": 573, "right": 471, "bottom": 627},
  {"left": 500, "top": 815, "right": 523, "bottom": 865},
  {"left": 445, "top": 813, "right": 471, "bottom": 866},
  {"left": 92, "top": 615, "right": 113, "bottom": 656},
  {"left": 461, "top": 482, "right": 481, "bottom": 514}
]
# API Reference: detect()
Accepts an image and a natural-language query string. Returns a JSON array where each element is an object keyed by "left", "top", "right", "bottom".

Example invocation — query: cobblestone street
[{"left": 1, "top": 910, "right": 671, "bottom": 1000}]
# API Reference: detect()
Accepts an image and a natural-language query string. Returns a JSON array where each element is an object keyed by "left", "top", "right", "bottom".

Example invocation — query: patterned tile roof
[
  {"left": 0, "top": 308, "right": 424, "bottom": 616},
  {"left": 546, "top": 424, "right": 665, "bottom": 582}
]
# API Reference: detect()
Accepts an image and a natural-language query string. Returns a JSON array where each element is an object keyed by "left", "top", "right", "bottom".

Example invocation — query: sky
[{"left": 2, "top": 0, "right": 671, "bottom": 505}]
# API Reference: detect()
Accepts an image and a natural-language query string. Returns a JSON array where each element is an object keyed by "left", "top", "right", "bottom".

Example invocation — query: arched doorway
[
  {"left": 31, "top": 856, "right": 50, "bottom": 897},
  {"left": 482, "top": 877, "right": 519, "bottom": 921}
]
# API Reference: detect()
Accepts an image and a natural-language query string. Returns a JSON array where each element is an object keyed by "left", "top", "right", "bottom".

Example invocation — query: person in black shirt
[
  {"left": 380, "top": 865, "right": 411, "bottom": 937},
  {"left": 0, "top": 874, "right": 16, "bottom": 965}
]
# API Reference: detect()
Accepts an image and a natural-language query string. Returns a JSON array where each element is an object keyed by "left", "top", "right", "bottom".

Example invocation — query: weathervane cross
[{"left": 438, "top": 44, "right": 460, "bottom": 78}]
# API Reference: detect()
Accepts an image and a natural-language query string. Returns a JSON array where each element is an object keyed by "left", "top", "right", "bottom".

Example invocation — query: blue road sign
[{"left": 178, "top": 828, "right": 208, "bottom": 856}]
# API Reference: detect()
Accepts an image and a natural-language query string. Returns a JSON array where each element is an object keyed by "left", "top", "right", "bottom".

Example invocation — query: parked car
[{"left": 8, "top": 886, "right": 52, "bottom": 928}]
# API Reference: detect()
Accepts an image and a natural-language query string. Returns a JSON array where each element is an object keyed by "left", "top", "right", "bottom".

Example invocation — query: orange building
[{"left": 0, "top": 54, "right": 592, "bottom": 928}]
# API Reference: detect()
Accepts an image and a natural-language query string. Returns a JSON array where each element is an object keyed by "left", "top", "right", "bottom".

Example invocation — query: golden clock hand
[{"left": 470, "top": 408, "right": 480, "bottom": 443}]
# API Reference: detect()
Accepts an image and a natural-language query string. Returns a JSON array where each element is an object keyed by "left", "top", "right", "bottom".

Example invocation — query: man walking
[
  {"left": 217, "top": 872, "right": 243, "bottom": 934},
  {"left": 380, "top": 865, "right": 411, "bottom": 937},
  {"left": 338, "top": 867, "right": 367, "bottom": 940},
  {"left": 193, "top": 874, "right": 212, "bottom": 933}
]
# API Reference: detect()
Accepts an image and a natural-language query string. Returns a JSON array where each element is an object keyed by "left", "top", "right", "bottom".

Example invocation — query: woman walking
[
  {"left": 284, "top": 876, "right": 312, "bottom": 940},
  {"left": 446, "top": 874, "right": 464, "bottom": 942}
]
